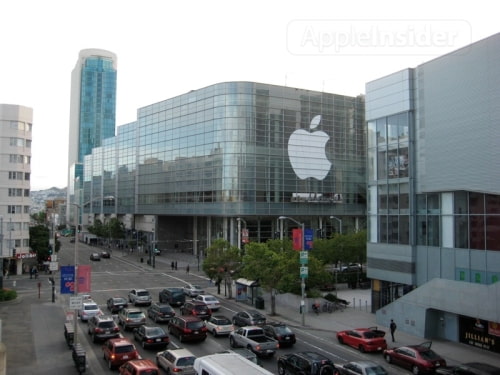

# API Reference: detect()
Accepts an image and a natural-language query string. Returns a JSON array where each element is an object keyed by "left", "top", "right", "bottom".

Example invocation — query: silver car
[
  {"left": 183, "top": 284, "right": 204, "bottom": 297},
  {"left": 206, "top": 315, "right": 235, "bottom": 337},
  {"left": 117, "top": 308, "right": 146, "bottom": 330},
  {"left": 156, "top": 348, "right": 196, "bottom": 375},
  {"left": 128, "top": 289, "right": 152, "bottom": 306}
]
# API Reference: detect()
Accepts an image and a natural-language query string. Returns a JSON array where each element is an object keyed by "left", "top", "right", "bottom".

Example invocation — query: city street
[{"left": 35, "top": 236, "right": 400, "bottom": 374}]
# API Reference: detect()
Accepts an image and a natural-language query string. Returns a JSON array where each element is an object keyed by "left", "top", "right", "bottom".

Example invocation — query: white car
[
  {"left": 195, "top": 294, "right": 220, "bottom": 311},
  {"left": 183, "top": 284, "right": 204, "bottom": 297},
  {"left": 128, "top": 288, "right": 152, "bottom": 306},
  {"left": 78, "top": 301, "right": 103, "bottom": 322},
  {"left": 205, "top": 315, "right": 234, "bottom": 337}
]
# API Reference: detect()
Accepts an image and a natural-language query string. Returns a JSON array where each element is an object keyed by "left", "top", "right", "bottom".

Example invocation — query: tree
[
  {"left": 202, "top": 239, "right": 241, "bottom": 299},
  {"left": 29, "top": 225, "right": 50, "bottom": 263},
  {"left": 108, "top": 218, "right": 125, "bottom": 241},
  {"left": 241, "top": 240, "right": 291, "bottom": 315},
  {"left": 31, "top": 211, "right": 46, "bottom": 225}
]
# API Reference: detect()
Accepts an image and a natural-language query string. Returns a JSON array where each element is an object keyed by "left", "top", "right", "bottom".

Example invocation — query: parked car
[
  {"left": 337, "top": 361, "right": 388, "bottom": 375},
  {"left": 117, "top": 308, "right": 147, "bottom": 330},
  {"left": 90, "top": 252, "right": 101, "bottom": 261},
  {"left": 168, "top": 316, "right": 208, "bottom": 342},
  {"left": 119, "top": 359, "right": 160, "bottom": 375},
  {"left": 156, "top": 348, "right": 196, "bottom": 375},
  {"left": 159, "top": 287, "right": 186, "bottom": 306},
  {"left": 336, "top": 327, "right": 387, "bottom": 353},
  {"left": 147, "top": 302, "right": 175, "bottom": 323},
  {"left": 78, "top": 301, "right": 102, "bottom": 322},
  {"left": 101, "top": 250, "right": 111, "bottom": 259},
  {"left": 102, "top": 337, "right": 140, "bottom": 370},
  {"left": 133, "top": 325, "right": 169, "bottom": 349},
  {"left": 87, "top": 314, "right": 121, "bottom": 343},
  {"left": 232, "top": 310, "right": 266, "bottom": 326},
  {"left": 180, "top": 301, "right": 212, "bottom": 320},
  {"left": 262, "top": 322, "right": 296, "bottom": 347},
  {"left": 277, "top": 351, "right": 338, "bottom": 375},
  {"left": 194, "top": 294, "right": 220, "bottom": 311},
  {"left": 128, "top": 289, "right": 152, "bottom": 306},
  {"left": 383, "top": 341, "right": 447, "bottom": 374},
  {"left": 436, "top": 362, "right": 500, "bottom": 375},
  {"left": 206, "top": 315, "right": 235, "bottom": 337},
  {"left": 106, "top": 297, "right": 128, "bottom": 313},
  {"left": 183, "top": 283, "right": 205, "bottom": 297}
]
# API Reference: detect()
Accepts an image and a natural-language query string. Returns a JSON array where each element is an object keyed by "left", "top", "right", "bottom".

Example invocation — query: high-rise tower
[{"left": 67, "top": 49, "right": 117, "bottom": 226}]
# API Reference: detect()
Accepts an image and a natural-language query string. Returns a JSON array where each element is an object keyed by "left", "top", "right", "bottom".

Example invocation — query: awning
[{"left": 236, "top": 278, "right": 259, "bottom": 287}]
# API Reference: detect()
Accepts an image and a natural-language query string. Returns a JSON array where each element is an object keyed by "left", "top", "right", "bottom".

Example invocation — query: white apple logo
[{"left": 287, "top": 115, "right": 331, "bottom": 180}]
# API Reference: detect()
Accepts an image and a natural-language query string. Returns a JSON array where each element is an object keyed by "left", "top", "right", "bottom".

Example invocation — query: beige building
[{"left": 0, "top": 104, "right": 33, "bottom": 277}]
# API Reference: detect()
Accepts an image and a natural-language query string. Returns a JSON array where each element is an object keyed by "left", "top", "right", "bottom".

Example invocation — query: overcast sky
[{"left": 1, "top": 0, "right": 497, "bottom": 190}]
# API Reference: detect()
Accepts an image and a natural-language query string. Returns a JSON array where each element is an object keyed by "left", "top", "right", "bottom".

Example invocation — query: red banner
[
  {"left": 292, "top": 228, "right": 303, "bottom": 250},
  {"left": 77, "top": 265, "right": 92, "bottom": 293}
]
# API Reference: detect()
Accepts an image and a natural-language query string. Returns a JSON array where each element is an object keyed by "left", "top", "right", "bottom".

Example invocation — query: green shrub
[{"left": 0, "top": 288, "right": 17, "bottom": 301}]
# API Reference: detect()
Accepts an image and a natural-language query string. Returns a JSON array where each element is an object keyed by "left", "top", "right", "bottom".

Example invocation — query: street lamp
[
  {"left": 278, "top": 216, "right": 306, "bottom": 326},
  {"left": 71, "top": 203, "right": 80, "bottom": 346},
  {"left": 236, "top": 218, "right": 247, "bottom": 250},
  {"left": 330, "top": 216, "right": 342, "bottom": 234}
]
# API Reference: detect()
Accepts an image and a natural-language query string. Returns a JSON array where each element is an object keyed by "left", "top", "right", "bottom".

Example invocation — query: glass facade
[
  {"left": 367, "top": 112, "right": 410, "bottom": 245},
  {"left": 78, "top": 56, "right": 117, "bottom": 163},
  {"left": 83, "top": 82, "right": 366, "bottom": 244}
]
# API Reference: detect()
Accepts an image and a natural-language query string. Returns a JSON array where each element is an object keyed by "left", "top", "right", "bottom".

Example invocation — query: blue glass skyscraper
[{"left": 67, "top": 49, "right": 117, "bottom": 226}]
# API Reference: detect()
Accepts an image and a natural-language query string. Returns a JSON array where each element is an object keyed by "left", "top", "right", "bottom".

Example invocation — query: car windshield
[
  {"left": 137, "top": 291, "right": 150, "bottom": 296},
  {"left": 191, "top": 285, "right": 202, "bottom": 290},
  {"left": 85, "top": 304, "right": 98, "bottom": 310},
  {"left": 365, "top": 366, "right": 388, "bottom": 375},
  {"left": 115, "top": 345, "right": 135, "bottom": 353},
  {"left": 159, "top": 306, "right": 173, "bottom": 313},
  {"left": 113, "top": 298, "right": 126, "bottom": 304},
  {"left": 274, "top": 326, "right": 292, "bottom": 334},
  {"left": 250, "top": 312, "right": 263, "bottom": 318},
  {"left": 187, "top": 321, "right": 205, "bottom": 330},
  {"left": 99, "top": 321, "right": 115, "bottom": 328},
  {"left": 146, "top": 327, "right": 165, "bottom": 335},
  {"left": 419, "top": 349, "right": 440, "bottom": 360},
  {"left": 216, "top": 318, "right": 231, "bottom": 325},
  {"left": 129, "top": 312, "right": 144, "bottom": 318},
  {"left": 205, "top": 297, "right": 216, "bottom": 302},
  {"left": 177, "top": 356, "right": 196, "bottom": 367}
]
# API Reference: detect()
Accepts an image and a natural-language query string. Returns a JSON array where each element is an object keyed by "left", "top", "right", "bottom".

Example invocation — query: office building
[
  {"left": 0, "top": 104, "right": 33, "bottom": 277},
  {"left": 82, "top": 82, "right": 366, "bottom": 255},
  {"left": 366, "top": 33, "right": 500, "bottom": 352},
  {"left": 67, "top": 49, "right": 117, "bottom": 226}
]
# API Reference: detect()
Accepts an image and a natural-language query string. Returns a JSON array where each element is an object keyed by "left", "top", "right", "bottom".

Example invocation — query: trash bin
[{"left": 255, "top": 296, "right": 264, "bottom": 309}]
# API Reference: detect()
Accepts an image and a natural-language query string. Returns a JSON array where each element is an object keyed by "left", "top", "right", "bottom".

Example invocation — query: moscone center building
[{"left": 79, "top": 82, "right": 366, "bottom": 254}]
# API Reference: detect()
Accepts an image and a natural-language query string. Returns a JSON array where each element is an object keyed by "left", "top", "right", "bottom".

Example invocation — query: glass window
[
  {"left": 454, "top": 215, "right": 469, "bottom": 248},
  {"left": 454, "top": 191, "right": 468, "bottom": 214},
  {"left": 470, "top": 215, "right": 485, "bottom": 250},
  {"left": 469, "top": 192, "right": 484, "bottom": 214},
  {"left": 400, "top": 215, "right": 409, "bottom": 244},
  {"left": 377, "top": 149, "right": 387, "bottom": 180},
  {"left": 376, "top": 118, "right": 386, "bottom": 145},
  {"left": 486, "top": 216, "right": 500, "bottom": 250},
  {"left": 486, "top": 194, "right": 500, "bottom": 214},
  {"left": 417, "top": 215, "right": 427, "bottom": 246},
  {"left": 427, "top": 194, "right": 440, "bottom": 214},
  {"left": 428, "top": 215, "right": 440, "bottom": 247}
]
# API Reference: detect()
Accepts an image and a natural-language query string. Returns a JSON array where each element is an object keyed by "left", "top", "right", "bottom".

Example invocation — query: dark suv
[
  {"left": 87, "top": 315, "right": 121, "bottom": 343},
  {"left": 277, "top": 351, "right": 338, "bottom": 375},
  {"left": 159, "top": 287, "right": 185, "bottom": 306},
  {"left": 180, "top": 301, "right": 212, "bottom": 320},
  {"left": 147, "top": 302, "right": 176, "bottom": 323},
  {"left": 168, "top": 316, "right": 207, "bottom": 342}
]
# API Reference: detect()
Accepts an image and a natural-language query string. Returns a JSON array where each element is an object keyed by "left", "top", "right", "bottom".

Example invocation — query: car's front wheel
[
  {"left": 412, "top": 365, "right": 420, "bottom": 374},
  {"left": 277, "top": 363, "right": 286, "bottom": 375},
  {"left": 384, "top": 354, "right": 392, "bottom": 363},
  {"left": 229, "top": 337, "right": 236, "bottom": 348}
]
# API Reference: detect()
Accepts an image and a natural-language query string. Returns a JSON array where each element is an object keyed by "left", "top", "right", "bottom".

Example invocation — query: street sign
[
  {"left": 69, "top": 296, "right": 83, "bottom": 310},
  {"left": 300, "top": 251, "right": 308, "bottom": 264},
  {"left": 300, "top": 266, "right": 308, "bottom": 278},
  {"left": 51, "top": 254, "right": 58, "bottom": 262},
  {"left": 49, "top": 261, "right": 58, "bottom": 271}
]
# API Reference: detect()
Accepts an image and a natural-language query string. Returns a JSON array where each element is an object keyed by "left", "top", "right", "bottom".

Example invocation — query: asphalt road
[{"left": 45, "top": 237, "right": 405, "bottom": 374}]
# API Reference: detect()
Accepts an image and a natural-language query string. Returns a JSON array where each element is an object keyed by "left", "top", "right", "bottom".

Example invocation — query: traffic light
[
  {"left": 12, "top": 248, "right": 16, "bottom": 257},
  {"left": 48, "top": 245, "right": 53, "bottom": 255}
]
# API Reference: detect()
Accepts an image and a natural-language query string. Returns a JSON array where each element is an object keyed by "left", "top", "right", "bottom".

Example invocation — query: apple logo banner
[{"left": 287, "top": 115, "right": 331, "bottom": 180}]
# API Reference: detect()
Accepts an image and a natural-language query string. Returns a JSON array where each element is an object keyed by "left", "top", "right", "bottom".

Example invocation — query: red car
[
  {"left": 336, "top": 327, "right": 387, "bottom": 353},
  {"left": 383, "top": 341, "right": 447, "bottom": 374}
]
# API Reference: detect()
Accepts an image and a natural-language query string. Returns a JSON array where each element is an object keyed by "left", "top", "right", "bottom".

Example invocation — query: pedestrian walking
[
  {"left": 186, "top": 264, "right": 190, "bottom": 274},
  {"left": 171, "top": 261, "right": 175, "bottom": 270},
  {"left": 174, "top": 261, "right": 178, "bottom": 270},
  {"left": 390, "top": 319, "right": 397, "bottom": 342}
]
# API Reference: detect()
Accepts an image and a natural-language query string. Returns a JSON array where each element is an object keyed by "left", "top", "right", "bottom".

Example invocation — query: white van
[{"left": 193, "top": 353, "right": 273, "bottom": 375}]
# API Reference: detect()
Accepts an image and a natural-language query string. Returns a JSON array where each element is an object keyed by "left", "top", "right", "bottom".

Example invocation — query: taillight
[
  {"left": 172, "top": 368, "right": 182, "bottom": 372},
  {"left": 95, "top": 328, "right": 104, "bottom": 333}
]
